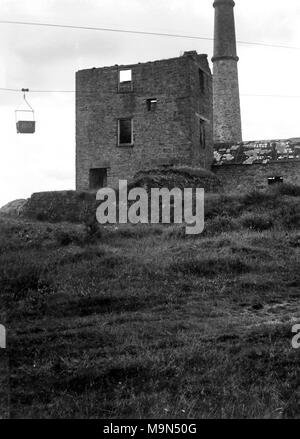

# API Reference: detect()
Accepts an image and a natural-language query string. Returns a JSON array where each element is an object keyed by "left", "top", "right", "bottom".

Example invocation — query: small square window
[
  {"left": 146, "top": 98, "right": 157, "bottom": 111},
  {"left": 119, "top": 69, "right": 132, "bottom": 83},
  {"left": 118, "top": 118, "right": 133, "bottom": 145},
  {"left": 268, "top": 176, "right": 283, "bottom": 185},
  {"left": 118, "top": 69, "right": 132, "bottom": 92}
]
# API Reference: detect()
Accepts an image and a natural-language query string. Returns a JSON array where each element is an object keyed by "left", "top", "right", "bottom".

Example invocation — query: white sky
[{"left": 1, "top": 0, "right": 300, "bottom": 206}]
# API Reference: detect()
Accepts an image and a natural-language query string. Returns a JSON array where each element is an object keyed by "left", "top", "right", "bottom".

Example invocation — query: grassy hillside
[{"left": 1, "top": 185, "right": 299, "bottom": 418}]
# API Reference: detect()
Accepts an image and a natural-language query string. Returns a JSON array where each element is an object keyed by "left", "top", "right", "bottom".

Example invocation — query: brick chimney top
[
  {"left": 182, "top": 50, "right": 198, "bottom": 57},
  {"left": 213, "top": 0, "right": 235, "bottom": 7}
]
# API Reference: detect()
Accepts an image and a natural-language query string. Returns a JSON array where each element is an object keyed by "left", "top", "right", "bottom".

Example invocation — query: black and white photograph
[{"left": 0, "top": 0, "right": 299, "bottom": 424}]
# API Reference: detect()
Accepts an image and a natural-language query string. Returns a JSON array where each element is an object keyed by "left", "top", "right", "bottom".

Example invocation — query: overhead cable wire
[
  {"left": 1, "top": 87, "right": 300, "bottom": 98},
  {"left": 1, "top": 20, "right": 300, "bottom": 51}
]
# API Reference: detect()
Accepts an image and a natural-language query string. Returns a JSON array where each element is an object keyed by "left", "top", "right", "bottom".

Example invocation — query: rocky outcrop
[{"left": 0, "top": 199, "right": 27, "bottom": 217}]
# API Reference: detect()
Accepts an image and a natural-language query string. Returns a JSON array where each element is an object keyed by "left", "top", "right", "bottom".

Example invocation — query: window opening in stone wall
[
  {"left": 119, "top": 69, "right": 132, "bottom": 83},
  {"left": 119, "top": 69, "right": 132, "bottom": 92},
  {"left": 200, "top": 119, "right": 206, "bottom": 149},
  {"left": 268, "top": 176, "right": 283, "bottom": 185},
  {"left": 89, "top": 168, "right": 107, "bottom": 190},
  {"left": 118, "top": 118, "right": 133, "bottom": 145},
  {"left": 147, "top": 98, "right": 157, "bottom": 111},
  {"left": 199, "top": 69, "right": 205, "bottom": 93}
]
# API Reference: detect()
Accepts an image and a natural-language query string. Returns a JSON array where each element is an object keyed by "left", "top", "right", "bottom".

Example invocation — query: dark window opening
[
  {"left": 89, "top": 168, "right": 107, "bottom": 190},
  {"left": 118, "top": 118, "right": 133, "bottom": 145},
  {"left": 268, "top": 176, "right": 283, "bottom": 185},
  {"left": 147, "top": 98, "right": 157, "bottom": 111},
  {"left": 199, "top": 69, "right": 205, "bottom": 93},
  {"left": 200, "top": 119, "right": 206, "bottom": 149}
]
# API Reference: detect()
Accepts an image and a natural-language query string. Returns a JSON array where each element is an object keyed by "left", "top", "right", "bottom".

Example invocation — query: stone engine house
[{"left": 76, "top": 51, "right": 213, "bottom": 191}]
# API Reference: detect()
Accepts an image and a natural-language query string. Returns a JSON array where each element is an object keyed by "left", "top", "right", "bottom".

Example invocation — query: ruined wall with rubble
[
  {"left": 76, "top": 52, "right": 213, "bottom": 191},
  {"left": 22, "top": 191, "right": 97, "bottom": 223},
  {"left": 212, "top": 160, "right": 300, "bottom": 192}
]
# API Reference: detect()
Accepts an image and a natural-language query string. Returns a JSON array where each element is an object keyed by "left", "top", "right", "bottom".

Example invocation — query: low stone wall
[{"left": 212, "top": 160, "right": 300, "bottom": 192}]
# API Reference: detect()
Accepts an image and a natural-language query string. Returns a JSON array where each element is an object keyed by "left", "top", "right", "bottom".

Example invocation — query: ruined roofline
[
  {"left": 76, "top": 51, "right": 211, "bottom": 75},
  {"left": 213, "top": 159, "right": 300, "bottom": 167},
  {"left": 215, "top": 137, "right": 300, "bottom": 145}
]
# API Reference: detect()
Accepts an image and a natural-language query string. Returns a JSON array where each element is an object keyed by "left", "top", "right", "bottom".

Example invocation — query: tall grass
[{"left": 2, "top": 185, "right": 300, "bottom": 418}]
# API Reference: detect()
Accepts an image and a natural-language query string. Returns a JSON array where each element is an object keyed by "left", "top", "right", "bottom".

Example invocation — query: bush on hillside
[
  {"left": 239, "top": 213, "right": 274, "bottom": 232},
  {"left": 281, "top": 206, "right": 300, "bottom": 229},
  {"left": 270, "top": 183, "right": 300, "bottom": 197},
  {"left": 241, "top": 190, "right": 275, "bottom": 207},
  {"left": 204, "top": 215, "right": 238, "bottom": 235},
  {"left": 205, "top": 194, "right": 243, "bottom": 219}
]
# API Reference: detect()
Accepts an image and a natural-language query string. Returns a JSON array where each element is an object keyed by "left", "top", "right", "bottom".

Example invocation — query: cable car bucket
[{"left": 15, "top": 88, "right": 36, "bottom": 134}]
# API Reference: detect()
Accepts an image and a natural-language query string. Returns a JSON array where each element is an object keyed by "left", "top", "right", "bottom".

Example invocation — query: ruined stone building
[
  {"left": 76, "top": 0, "right": 300, "bottom": 192},
  {"left": 76, "top": 51, "right": 213, "bottom": 191},
  {"left": 76, "top": 0, "right": 244, "bottom": 191}
]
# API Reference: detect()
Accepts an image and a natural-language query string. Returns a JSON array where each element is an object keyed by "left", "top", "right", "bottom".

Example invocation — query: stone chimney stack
[{"left": 212, "top": 0, "right": 242, "bottom": 144}]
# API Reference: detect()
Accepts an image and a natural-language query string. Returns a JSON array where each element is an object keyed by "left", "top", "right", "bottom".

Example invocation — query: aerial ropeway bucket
[{"left": 15, "top": 88, "right": 36, "bottom": 134}]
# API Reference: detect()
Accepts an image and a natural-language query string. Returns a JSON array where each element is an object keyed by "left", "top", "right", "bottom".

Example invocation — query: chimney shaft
[{"left": 212, "top": 0, "right": 242, "bottom": 144}]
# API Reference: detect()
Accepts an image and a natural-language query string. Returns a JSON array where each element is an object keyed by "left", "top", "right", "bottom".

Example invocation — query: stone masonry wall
[
  {"left": 212, "top": 160, "right": 300, "bottom": 192},
  {"left": 22, "top": 191, "right": 97, "bottom": 223},
  {"left": 213, "top": 59, "right": 242, "bottom": 144},
  {"left": 76, "top": 52, "right": 213, "bottom": 191},
  {"left": 212, "top": 0, "right": 242, "bottom": 144}
]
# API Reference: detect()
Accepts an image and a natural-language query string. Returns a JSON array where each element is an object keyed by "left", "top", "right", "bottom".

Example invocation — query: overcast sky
[{"left": 1, "top": 0, "right": 300, "bottom": 206}]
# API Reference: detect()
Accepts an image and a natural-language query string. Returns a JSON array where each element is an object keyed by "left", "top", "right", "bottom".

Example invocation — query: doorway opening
[{"left": 89, "top": 168, "right": 108, "bottom": 190}]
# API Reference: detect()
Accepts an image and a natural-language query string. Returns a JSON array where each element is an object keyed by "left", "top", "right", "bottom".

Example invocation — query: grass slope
[{"left": 0, "top": 185, "right": 299, "bottom": 418}]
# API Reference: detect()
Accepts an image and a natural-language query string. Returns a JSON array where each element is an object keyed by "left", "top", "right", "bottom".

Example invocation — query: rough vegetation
[
  {"left": 131, "top": 167, "right": 222, "bottom": 192},
  {"left": 0, "top": 184, "right": 299, "bottom": 418}
]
